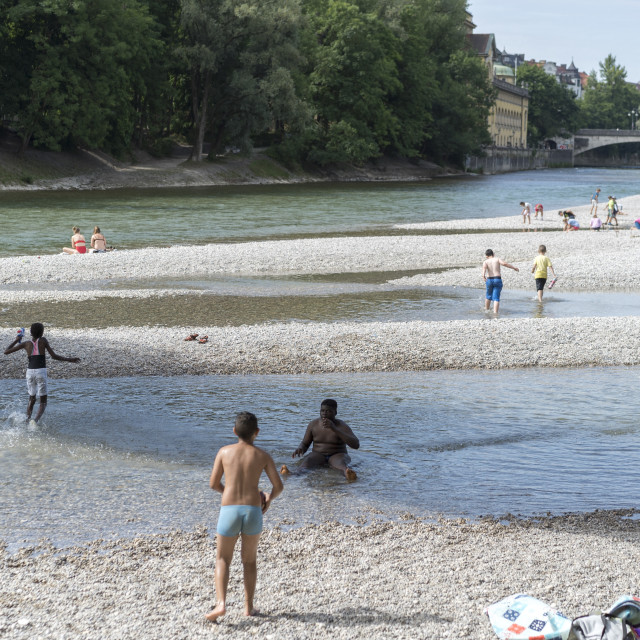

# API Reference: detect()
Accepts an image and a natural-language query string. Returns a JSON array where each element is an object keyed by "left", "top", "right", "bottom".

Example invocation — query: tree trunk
[
  {"left": 189, "top": 69, "right": 211, "bottom": 161},
  {"left": 18, "top": 131, "right": 33, "bottom": 157}
]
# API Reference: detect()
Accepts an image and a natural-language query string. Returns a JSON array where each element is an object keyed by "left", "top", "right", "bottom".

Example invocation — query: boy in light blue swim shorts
[{"left": 206, "top": 411, "right": 283, "bottom": 623}]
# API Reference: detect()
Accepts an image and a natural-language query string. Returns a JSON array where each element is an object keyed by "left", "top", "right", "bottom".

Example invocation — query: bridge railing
[{"left": 575, "top": 128, "right": 640, "bottom": 136}]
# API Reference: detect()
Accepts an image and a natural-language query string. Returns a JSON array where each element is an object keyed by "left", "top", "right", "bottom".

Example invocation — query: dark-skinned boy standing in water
[{"left": 4, "top": 322, "right": 80, "bottom": 423}]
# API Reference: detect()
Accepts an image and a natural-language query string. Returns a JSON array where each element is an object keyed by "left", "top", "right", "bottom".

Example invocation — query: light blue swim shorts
[{"left": 217, "top": 505, "right": 263, "bottom": 537}]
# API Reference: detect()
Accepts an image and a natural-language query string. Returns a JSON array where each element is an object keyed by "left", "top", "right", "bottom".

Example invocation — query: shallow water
[
  {"left": 2, "top": 168, "right": 639, "bottom": 550},
  {"left": 1, "top": 368, "right": 639, "bottom": 549},
  {"left": 2, "top": 285, "right": 639, "bottom": 329},
  {"left": 0, "top": 167, "right": 638, "bottom": 256}
]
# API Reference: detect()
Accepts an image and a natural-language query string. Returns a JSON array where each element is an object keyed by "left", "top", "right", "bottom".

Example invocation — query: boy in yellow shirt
[{"left": 531, "top": 245, "right": 556, "bottom": 302}]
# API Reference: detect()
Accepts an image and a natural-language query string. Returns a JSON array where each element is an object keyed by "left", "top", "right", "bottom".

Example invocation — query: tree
[
  {"left": 516, "top": 63, "right": 579, "bottom": 147},
  {"left": 392, "top": 0, "right": 493, "bottom": 164},
  {"left": 580, "top": 55, "right": 640, "bottom": 129},
  {"left": 1, "top": 0, "right": 162, "bottom": 154},
  {"left": 295, "top": 0, "right": 494, "bottom": 166},
  {"left": 301, "top": 0, "right": 401, "bottom": 165},
  {"left": 176, "top": 0, "right": 307, "bottom": 160}
]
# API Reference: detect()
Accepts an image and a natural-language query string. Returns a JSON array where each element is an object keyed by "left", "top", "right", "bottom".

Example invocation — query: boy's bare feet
[
  {"left": 205, "top": 603, "right": 226, "bottom": 622},
  {"left": 345, "top": 468, "right": 357, "bottom": 481},
  {"left": 280, "top": 464, "right": 290, "bottom": 474},
  {"left": 245, "top": 607, "right": 260, "bottom": 617}
]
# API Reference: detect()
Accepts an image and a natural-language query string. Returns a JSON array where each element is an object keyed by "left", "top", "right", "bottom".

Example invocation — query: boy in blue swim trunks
[
  {"left": 206, "top": 411, "right": 283, "bottom": 623},
  {"left": 482, "top": 249, "right": 519, "bottom": 314}
]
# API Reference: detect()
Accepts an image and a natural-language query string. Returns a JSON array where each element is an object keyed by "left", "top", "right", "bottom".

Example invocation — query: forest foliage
[
  {"left": 0, "top": 0, "right": 637, "bottom": 165},
  {"left": 0, "top": 0, "right": 494, "bottom": 165}
]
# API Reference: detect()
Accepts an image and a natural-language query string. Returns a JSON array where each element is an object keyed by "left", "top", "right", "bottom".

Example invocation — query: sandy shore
[{"left": 2, "top": 511, "right": 640, "bottom": 639}]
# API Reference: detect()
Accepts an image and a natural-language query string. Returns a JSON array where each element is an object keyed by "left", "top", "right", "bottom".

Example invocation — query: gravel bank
[
  {"left": 2, "top": 511, "right": 640, "bottom": 640},
  {"left": 2, "top": 227, "right": 640, "bottom": 291},
  {"left": 3, "top": 318, "right": 640, "bottom": 378},
  {"left": 394, "top": 195, "right": 639, "bottom": 231}
]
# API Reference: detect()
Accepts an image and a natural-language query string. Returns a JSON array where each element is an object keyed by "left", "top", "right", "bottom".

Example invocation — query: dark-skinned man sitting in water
[{"left": 280, "top": 399, "right": 359, "bottom": 481}]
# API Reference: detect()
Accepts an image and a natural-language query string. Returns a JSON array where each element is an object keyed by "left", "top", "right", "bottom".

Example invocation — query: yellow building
[{"left": 465, "top": 14, "right": 529, "bottom": 148}]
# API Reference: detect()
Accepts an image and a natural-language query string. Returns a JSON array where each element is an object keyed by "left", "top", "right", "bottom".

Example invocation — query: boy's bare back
[
  {"left": 483, "top": 256, "right": 502, "bottom": 277},
  {"left": 212, "top": 442, "right": 280, "bottom": 508}
]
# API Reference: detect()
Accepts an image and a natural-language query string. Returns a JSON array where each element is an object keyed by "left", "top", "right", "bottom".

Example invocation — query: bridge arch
[{"left": 573, "top": 129, "right": 640, "bottom": 155}]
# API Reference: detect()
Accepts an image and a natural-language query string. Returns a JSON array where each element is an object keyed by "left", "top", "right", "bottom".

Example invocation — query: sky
[{"left": 468, "top": 0, "right": 640, "bottom": 83}]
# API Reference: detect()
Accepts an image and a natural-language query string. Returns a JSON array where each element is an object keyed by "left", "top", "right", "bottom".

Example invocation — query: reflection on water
[
  {"left": 1, "top": 367, "right": 639, "bottom": 548},
  {"left": 0, "top": 167, "right": 638, "bottom": 256}
]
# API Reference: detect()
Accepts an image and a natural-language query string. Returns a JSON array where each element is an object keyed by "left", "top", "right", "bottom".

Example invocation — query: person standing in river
[
  {"left": 590, "top": 188, "right": 601, "bottom": 215},
  {"left": 482, "top": 249, "right": 520, "bottom": 314},
  {"left": 531, "top": 245, "right": 556, "bottom": 303},
  {"left": 4, "top": 323, "right": 80, "bottom": 423}
]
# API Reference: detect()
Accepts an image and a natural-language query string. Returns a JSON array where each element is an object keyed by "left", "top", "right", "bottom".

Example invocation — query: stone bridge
[{"left": 573, "top": 129, "right": 640, "bottom": 155}]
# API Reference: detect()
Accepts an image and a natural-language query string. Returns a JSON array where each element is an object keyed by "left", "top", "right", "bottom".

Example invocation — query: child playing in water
[
  {"left": 481, "top": 249, "right": 520, "bottom": 314},
  {"left": 206, "top": 411, "right": 283, "bottom": 623},
  {"left": 4, "top": 323, "right": 80, "bottom": 423},
  {"left": 531, "top": 245, "right": 556, "bottom": 302}
]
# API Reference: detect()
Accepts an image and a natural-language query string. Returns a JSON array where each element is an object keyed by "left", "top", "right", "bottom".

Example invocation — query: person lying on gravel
[
  {"left": 206, "top": 411, "right": 283, "bottom": 623},
  {"left": 280, "top": 398, "right": 359, "bottom": 481}
]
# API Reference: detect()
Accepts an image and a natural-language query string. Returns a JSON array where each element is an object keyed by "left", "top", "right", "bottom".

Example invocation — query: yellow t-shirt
[{"left": 534, "top": 255, "right": 552, "bottom": 279}]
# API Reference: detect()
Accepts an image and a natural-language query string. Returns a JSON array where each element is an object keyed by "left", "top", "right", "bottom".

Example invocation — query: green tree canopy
[
  {"left": 176, "top": 0, "right": 308, "bottom": 160},
  {"left": 516, "top": 63, "right": 579, "bottom": 146},
  {"left": 0, "top": 0, "right": 505, "bottom": 167},
  {"left": 301, "top": 0, "right": 400, "bottom": 165},
  {"left": 295, "top": 0, "right": 494, "bottom": 166},
  {"left": 579, "top": 55, "right": 640, "bottom": 129},
  {"left": 1, "top": 0, "right": 162, "bottom": 154},
  {"left": 392, "top": 0, "right": 493, "bottom": 163}
]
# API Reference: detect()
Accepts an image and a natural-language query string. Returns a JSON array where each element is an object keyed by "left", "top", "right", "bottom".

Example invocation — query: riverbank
[
  {"left": 1, "top": 217, "right": 639, "bottom": 289},
  {"left": 3, "top": 511, "right": 639, "bottom": 640},
  {"left": 0, "top": 141, "right": 450, "bottom": 191}
]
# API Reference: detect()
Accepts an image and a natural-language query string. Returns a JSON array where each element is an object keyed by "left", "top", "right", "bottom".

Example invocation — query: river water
[
  {"left": 1, "top": 167, "right": 639, "bottom": 549},
  {"left": 0, "top": 167, "right": 639, "bottom": 257},
  {"left": 2, "top": 367, "right": 639, "bottom": 550}
]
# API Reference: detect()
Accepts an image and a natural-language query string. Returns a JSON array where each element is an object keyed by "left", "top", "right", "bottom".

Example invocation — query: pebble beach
[
  {"left": 2, "top": 185, "right": 640, "bottom": 639},
  {"left": 3, "top": 512, "right": 640, "bottom": 640}
]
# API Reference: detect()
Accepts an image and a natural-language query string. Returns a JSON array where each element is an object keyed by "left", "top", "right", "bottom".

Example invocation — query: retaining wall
[{"left": 465, "top": 148, "right": 573, "bottom": 174}]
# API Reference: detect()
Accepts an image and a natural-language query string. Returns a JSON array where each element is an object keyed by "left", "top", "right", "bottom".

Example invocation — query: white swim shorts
[{"left": 26, "top": 368, "right": 48, "bottom": 397}]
